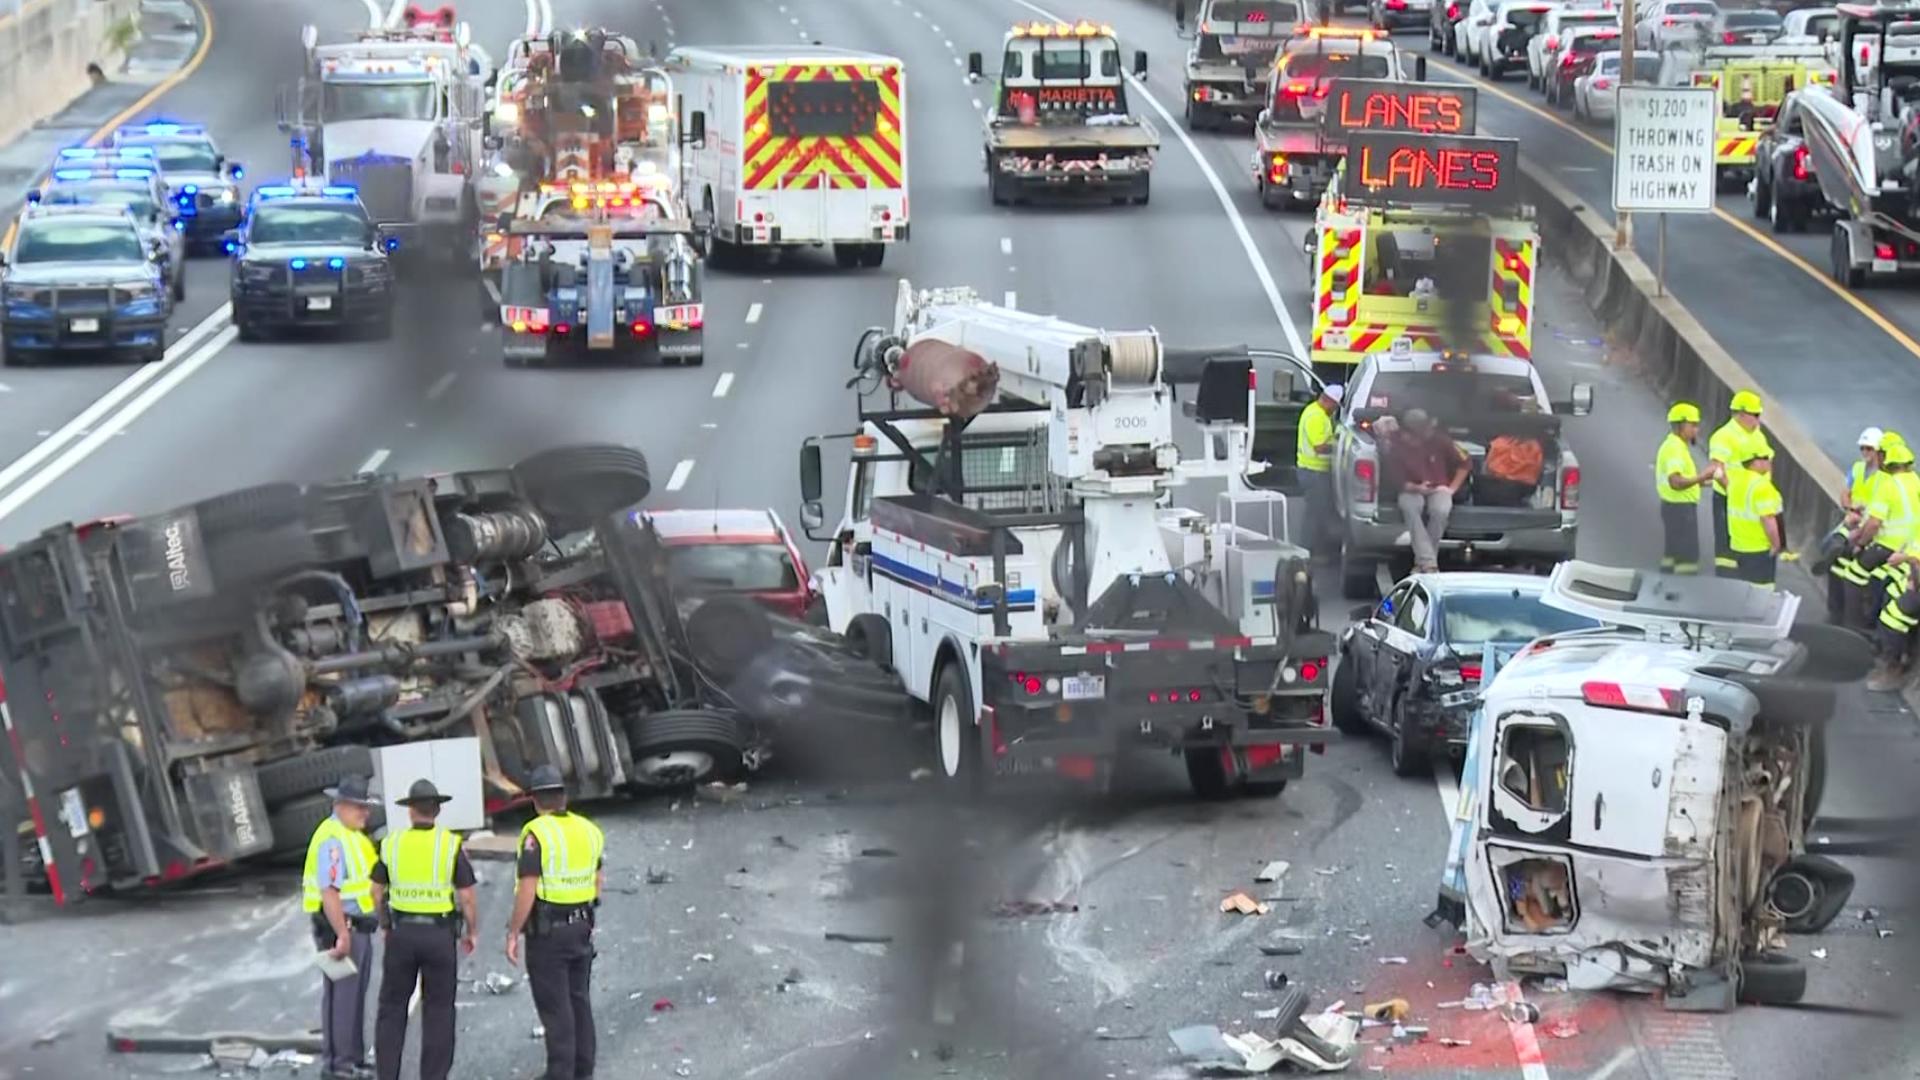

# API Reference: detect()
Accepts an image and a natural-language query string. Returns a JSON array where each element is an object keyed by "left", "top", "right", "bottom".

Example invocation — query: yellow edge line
[
  {"left": 1, "top": 0, "right": 217, "bottom": 250},
  {"left": 1434, "top": 62, "right": 1920, "bottom": 361}
]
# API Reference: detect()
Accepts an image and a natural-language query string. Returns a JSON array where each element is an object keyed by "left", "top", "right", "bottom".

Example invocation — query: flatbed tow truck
[
  {"left": 795, "top": 283, "right": 1336, "bottom": 798},
  {"left": 968, "top": 21, "right": 1159, "bottom": 206},
  {"left": 1305, "top": 120, "right": 1535, "bottom": 380},
  {"left": 1253, "top": 29, "right": 1433, "bottom": 209}
]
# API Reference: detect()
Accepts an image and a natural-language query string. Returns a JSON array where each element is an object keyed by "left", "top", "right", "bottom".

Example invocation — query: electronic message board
[
  {"left": 1322, "top": 79, "right": 1477, "bottom": 138},
  {"left": 1341, "top": 131, "right": 1518, "bottom": 211}
]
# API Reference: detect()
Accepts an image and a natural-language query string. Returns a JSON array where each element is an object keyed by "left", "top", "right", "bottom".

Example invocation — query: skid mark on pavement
[{"left": 1038, "top": 825, "right": 1133, "bottom": 1004}]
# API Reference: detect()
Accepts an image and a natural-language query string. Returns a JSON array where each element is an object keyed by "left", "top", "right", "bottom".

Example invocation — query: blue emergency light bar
[
  {"left": 116, "top": 168, "right": 155, "bottom": 180},
  {"left": 288, "top": 256, "right": 353, "bottom": 270},
  {"left": 52, "top": 168, "right": 94, "bottom": 181},
  {"left": 133, "top": 121, "right": 205, "bottom": 136},
  {"left": 254, "top": 183, "right": 358, "bottom": 202}
]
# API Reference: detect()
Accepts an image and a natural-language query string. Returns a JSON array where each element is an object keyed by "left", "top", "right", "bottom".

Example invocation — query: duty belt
[
  {"left": 392, "top": 912, "right": 457, "bottom": 928},
  {"left": 532, "top": 903, "right": 595, "bottom": 933}
]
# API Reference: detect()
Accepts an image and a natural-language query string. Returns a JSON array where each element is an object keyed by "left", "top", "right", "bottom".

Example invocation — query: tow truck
[
  {"left": 0, "top": 445, "right": 897, "bottom": 907},
  {"left": 1305, "top": 123, "right": 1535, "bottom": 378},
  {"left": 495, "top": 180, "right": 704, "bottom": 367},
  {"left": 795, "top": 283, "right": 1336, "bottom": 798},
  {"left": 967, "top": 21, "right": 1158, "bottom": 206},
  {"left": 1253, "top": 28, "right": 1432, "bottom": 210},
  {"left": 472, "top": 29, "right": 687, "bottom": 308},
  {"left": 1795, "top": 3, "right": 1920, "bottom": 286},
  {"left": 1174, "top": 0, "right": 1301, "bottom": 130},
  {"left": 1657, "top": 39, "right": 1834, "bottom": 186}
]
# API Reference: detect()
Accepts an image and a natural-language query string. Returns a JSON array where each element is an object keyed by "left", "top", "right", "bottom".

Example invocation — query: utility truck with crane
[
  {"left": 796, "top": 283, "right": 1337, "bottom": 798},
  {"left": 968, "top": 21, "right": 1158, "bottom": 206}
]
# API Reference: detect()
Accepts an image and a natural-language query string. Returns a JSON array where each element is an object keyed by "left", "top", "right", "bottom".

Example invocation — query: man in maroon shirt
[{"left": 1388, "top": 408, "right": 1469, "bottom": 573}]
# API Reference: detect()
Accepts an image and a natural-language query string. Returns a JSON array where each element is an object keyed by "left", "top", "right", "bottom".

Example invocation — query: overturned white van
[{"left": 1454, "top": 562, "right": 1864, "bottom": 1010}]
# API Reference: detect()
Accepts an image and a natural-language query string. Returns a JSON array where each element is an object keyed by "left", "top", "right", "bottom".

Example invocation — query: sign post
[
  {"left": 1616, "top": 0, "right": 1638, "bottom": 250},
  {"left": 1611, "top": 84, "right": 1716, "bottom": 296}
]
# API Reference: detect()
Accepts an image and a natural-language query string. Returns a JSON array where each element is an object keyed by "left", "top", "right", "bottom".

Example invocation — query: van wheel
[
  {"left": 1737, "top": 952, "right": 1807, "bottom": 1005},
  {"left": 934, "top": 662, "right": 982, "bottom": 794}
]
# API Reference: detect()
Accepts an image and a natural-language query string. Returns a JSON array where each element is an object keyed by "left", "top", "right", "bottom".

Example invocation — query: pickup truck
[
  {"left": 1175, "top": 0, "right": 1301, "bottom": 130},
  {"left": 1251, "top": 28, "right": 1426, "bottom": 209},
  {"left": 1328, "top": 351, "right": 1593, "bottom": 598}
]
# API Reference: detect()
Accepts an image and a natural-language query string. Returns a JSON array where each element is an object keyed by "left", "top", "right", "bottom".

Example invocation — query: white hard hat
[
  {"left": 1323, "top": 383, "right": 1345, "bottom": 403},
  {"left": 1860, "top": 426, "right": 1885, "bottom": 449}
]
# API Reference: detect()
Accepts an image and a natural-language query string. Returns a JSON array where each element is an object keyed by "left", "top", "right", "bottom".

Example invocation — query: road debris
[
  {"left": 1377, "top": 956, "right": 1409, "bottom": 966},
  {"left": 825, "top": 931, "right": 895, "bottom": 945},
  {"left": 692, "top": 953, "right": 715, "bottom": 963},
  {"left": 860, "top": 847, "right": 899, "bottom": 858},
  {"left": 531, "top": 1025, "right": 545, "bottom": 1040},
  {"left": 772, "top": 835, "right": 799, "bottom": 851},
  {"left": 1264, "top": 971, "right": 1290, "bottom": 990},
  {"left": 1168, "top": 1009, "right": 1359, "bottom": 1074},
  {"left": 1255, "top": 860, "right": 1290, "bottom": 884},
  {"left": 991, "top": 898, "right": 1080, "bottom": 917},
  {"left": 1258, "top": 942, "right": 1306, "bottom": 957},
  {"left": 652, "top": 999, "right": 675, "bottom": 1012},
  {"left": 1543, "top": 1017, "right": 1580, "bottom": 1039},
  {"left": 1439, "top": 1037, "right": 1473, "bottom": 1048},
  {"left": 696, "top": 780, "right": 749, "bottom": 804},
  {"left": 31, "top": 1028, "right": 67, "bottom": 1048},
  {"left": 1347, "top": 933, "right": 1373, "bottom": 946},
  {"left": 1811, "top": 948, "right": 1829, "bottom": 960},
  {"left": 645, "top": 866, "right": 673, "bottom": 885},
  {"left": 483, "top": 972, "right": 517, "bottom": 995},
  {"left": 1363, "top": 999, "right": 1409, "bottom": 1022},
  {"left": 909, "top": 767, "right": 934, "bottom": 781},
  {"left": 1220, "top": 891, "right": 1271, "bottom": 916}
]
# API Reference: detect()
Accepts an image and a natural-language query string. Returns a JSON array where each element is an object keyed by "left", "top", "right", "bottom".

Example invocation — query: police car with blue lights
[
  {"left": 0, "top": 203, "right": 173, "bottom": 365},
  {"left": 226, "top": 182, "right": 398, "bottom": 341},
  {"left": 108, "top": 122, "right": 244, "bottom": 250},
  {"left": 33, "top": 150, "right": 188, "bottom": 302}
]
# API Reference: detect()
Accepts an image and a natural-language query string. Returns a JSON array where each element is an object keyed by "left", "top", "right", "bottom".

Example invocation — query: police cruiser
[
  {"left": 0, "top": 203, "right": 173, "bottom": 365},
  {"left": 226, "top": 182, "right": 398, "bottom": 341},
  {"left": 33, "top": 153, "right": 187, "bottom": 302},
  {"left": 108, "top": 122, "right": 245, "bottom": 250}
]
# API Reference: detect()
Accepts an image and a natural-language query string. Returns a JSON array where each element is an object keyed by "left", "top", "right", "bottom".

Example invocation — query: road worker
[
  {"left": 1846, "top": 434, "right": 1916, "bottom": 633},
  {"left": 1655, "top": 402, "right": 1720, "bottom": 574},
  {"left": 1296, "top": 383, "right": 1343, "bottom": 561},
  {"left": 1823, "top": 427, "right": 1884, "bottom": 620},
  {"left": 1727, "top": 445, "right": 1784, "bottom": 587},
  {"left": 1707, "top": 390, "right": 1771, "bottom": 573}
]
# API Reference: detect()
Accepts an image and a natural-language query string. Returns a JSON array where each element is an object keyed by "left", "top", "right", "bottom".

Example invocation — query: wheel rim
[
  {"left": 633, "top": 750, "right": 716, "bottom": 788},
  {"left": 939, "top": 692, "right": 964, "bottom": 778}
]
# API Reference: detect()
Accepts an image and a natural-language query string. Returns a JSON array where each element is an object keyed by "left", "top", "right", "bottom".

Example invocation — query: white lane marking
[
  {"left": 712, "top": 372, "right": 734, "bottom": 398},
  {"left": 665, "top": 459, "right": 696, "bottom": 492},
  {"left": 744, "top": 302, "right": 763, "bottom": 324},
  {"left": 800, "top": 32, "right": 810, "bottom": 39},
  {"left": 944, "top": 38, "right": 954, "bottom": 48},
  {"left": 1587, "top": 1047, "right": 1638, "bottom": 1080},
  {"left": 1007, "top": 0, "right": 1309, "bottom": 358},
  {"left": 952, "top": 56, "right": 963, "bottom": 66},
  {"left": 523, "top": 0, "right": 541, "bottom": 38},
  {"left": 0, "top": 304, "right": 229, "bottom": 500},
  {"left": 999, "top": 236, "right": 1012, "bottom": 256},
  {"left": 0, "top": 327, "right": 240, "bottom": 523},
  {"left": 358, "top": 448, "right": 391, "bottom": 475},
  {"left": 932, "top": 23, "right": 943, "bottom": 32},
  {"left": 971, "top": 97, "right": 982, "bottom": 109},
  {"left": 384, "top": 0, "right": 406, "bottom": 27},
  {"left": 1004, "top": 290, "right": 1017, "bottom": 308},
  {"left": 426, "top": 371, "right": 457, "bottom": 400},
  {"left": 362, "top": 0, "right": 385, "bottom": 30},
  {"left": 0, "top": 384, "right": 11, "bottom": 393}
]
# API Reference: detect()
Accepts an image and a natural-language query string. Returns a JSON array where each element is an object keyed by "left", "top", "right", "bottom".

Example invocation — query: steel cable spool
[{"left": 1106, "top": 331, "right": 1161, "bottom": 386}]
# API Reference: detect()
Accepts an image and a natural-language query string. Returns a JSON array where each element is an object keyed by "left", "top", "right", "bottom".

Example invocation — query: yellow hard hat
[
  {"left": 1882, "top": 431, "right": 1907, "bottom": 450},
  {"left": 1888, "top": 443, "right": 1916, "bottom": 467},
  {"left": 1729, "top": 389, "right": 1763, "bottom": 415},
  {"left": 1667, "top": 402, "right": 1701, "bottom": 424}
]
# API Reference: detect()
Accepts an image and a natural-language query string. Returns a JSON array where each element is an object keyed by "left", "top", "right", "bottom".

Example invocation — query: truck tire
[
  {"left": 833, "top": 243, "right": 862, "bottom": 269},
  {"left": 988, "top": 153, "right": 1010, "bottom": 206},
  {"left": 1132, "top": 174, "right": 1151, "bottom": 206},
  {"left": 1736, "top": 951, "right": 1807, "bottom": 1005},
  {"left": 626, "top": 709, "right": 747, "bottom": 789},
  {"left": 1788, "top": 621, "right": 1876, "bottom": 684},
  {"left": 933, "top": 661, "right": 983, "bottom": 795},
  {"left": 860, "top": 243, "right": 885, "bottom": 269},
  {"left": 512, "top": 444, "right": 651, "bottom": 535},
  {"left": 268, "top": 793, "right": 385, "bottom": 855},
  {"left": 1184, "top": 748, "right": 1235, "bottom": 799},
  {"left": 844, "top": 613, "right": 893, "bottom": 671},
  {"left": 1329, "top": 653, "right": 1369, "bottom": 734},
  {"left": 176, "top": 484, "right": 322, "bottom": 591},
  {"left": 254, "top": 746, "right": 375, "bottom": 808}
]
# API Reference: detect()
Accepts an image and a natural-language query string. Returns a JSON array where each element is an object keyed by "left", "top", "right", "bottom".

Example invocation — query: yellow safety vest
[
  {"left": 302, "top": 816, "right": 376, "bottom": 914},
  {"left": 1707, "top": 420, "right": 1768, "bottom": 496},
  {"left": 519, "top": 812, "right": 604, "bottom": 905},
  {"left": 1296, "top": 400, "right": 1335, "bottom": 473},
  {"left": 1727, "top": 468, "right": 1782, "bottom": 554},
  {"left": 1655, "top": 433, "right": 1700, "bottom": 504},
  {"left": 380, "top": 825, "right": 462, "bottom": 915},
  {"left": 1871, "top": 470, "right": 1919, "bottom": 551},
  {"left": 1849, "top": 461, "right": 1879, "bottom": 508}
]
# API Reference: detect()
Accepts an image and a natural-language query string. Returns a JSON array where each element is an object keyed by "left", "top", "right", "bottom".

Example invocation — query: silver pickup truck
[
  {"left": 1330, "top": 351, "right": 1593, "bottom": 598},
  {"left": 1175, "top": 0, "right": 1299, "bottom": 130}
]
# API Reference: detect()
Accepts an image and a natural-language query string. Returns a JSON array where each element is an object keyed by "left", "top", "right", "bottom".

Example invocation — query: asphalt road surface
[{"left": 0, "top": 0, "right": 1916, "bottom": 1078}]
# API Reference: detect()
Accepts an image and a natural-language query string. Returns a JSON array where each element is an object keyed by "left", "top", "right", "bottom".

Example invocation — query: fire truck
[
  {"left": 666, "top": 45, "right": 909, "bottom": 269},
  {"left": 473, "top": 29, "right": 687, "bottom": 307},
  {"left": 1305, "top": 125, "right": 1535, "bottom": 378}
]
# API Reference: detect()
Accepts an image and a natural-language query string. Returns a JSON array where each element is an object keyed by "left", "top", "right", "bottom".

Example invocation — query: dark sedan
[
  {"left": 1329, "top": 572, "right": 1601, "bottom": 775},
  {"left": 1750, "top": 89, "right": 1824, "bottom": 233}
]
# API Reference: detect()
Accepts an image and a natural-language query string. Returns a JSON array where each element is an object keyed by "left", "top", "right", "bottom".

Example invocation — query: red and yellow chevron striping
[{"left": 743, "top": 63, "right": 903, "bottom": 191}]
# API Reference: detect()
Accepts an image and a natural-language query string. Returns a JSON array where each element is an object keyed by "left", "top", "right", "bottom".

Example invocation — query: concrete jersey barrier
[{"left": 0, "top": 0, "right": 140, "bottom": 148}]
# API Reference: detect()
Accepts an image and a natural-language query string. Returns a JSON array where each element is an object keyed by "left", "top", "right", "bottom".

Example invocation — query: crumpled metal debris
[
  {"left": 1168, "top": 1012, "right": 1359, "bottom": 1074},
  {"left": 990, "top": 898, "right": 1080, "bottom": 917}
]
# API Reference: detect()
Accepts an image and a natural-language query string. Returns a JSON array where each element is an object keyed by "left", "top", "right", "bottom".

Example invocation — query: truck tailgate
[
  {"left": 1375, "top": 504, "right": 1565, "bottom": 535},
  {"left": 1259, "top": 124, "right": 1328, "bottom": 155},
  {"left": 991, "top": 124, "right": 1159, "bottom": 151}
]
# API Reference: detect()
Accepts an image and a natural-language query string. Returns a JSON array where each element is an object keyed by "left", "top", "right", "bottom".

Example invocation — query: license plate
[
  {"left": 653, "top": 303, "right": 701, "bottom": 326},
  {"left": 1874, "top": 258, "right": 1898, "bottom": 273},
  {"left": 60, "top": 787, "right": 88, "bottom": 838},
  {"left": 306, "top": 295, "right": 334, "bottom": 311},
  {"left": 69, "top": 317, "right": 99, "bottom": 333},
  {"left": 1062, "top": 675, "right": 1106, "bottom": 701},
  {"left": 1321, "top": 329, "right": 1350, "bottom": 350}
]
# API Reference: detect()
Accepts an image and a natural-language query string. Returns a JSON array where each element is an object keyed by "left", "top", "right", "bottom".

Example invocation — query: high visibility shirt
[
  {"left": 303, "top": 816, "right": 376, "bottom": 914},
  {"left": 1728, "top": 468, "right": 1783, "bottom": 554},
  {"left": 1707, "top": 420, "right": 1769, "bottom": 496},
  {"left": 1655, "top": 433, "right": 1701, "bottom": 504},
  {"left": 1848, "top": 460, "right": 1879, "bottom": 509},
  {"left": 518, "top": 812, "right": 604, "bottom": 906},
  {"left": 379, "top": 825, "right": 462, "bottom": 915},
  {"left": 1865, "top": 470, "right": 1919, "bottom": 550},
  {"left": 1296, "top": 400, "right": 1335, "bottom": 473}
]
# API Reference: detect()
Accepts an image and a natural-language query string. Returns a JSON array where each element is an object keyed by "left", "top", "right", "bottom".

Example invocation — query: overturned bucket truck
[
  {"left": 1443, "top": 563, "right": 1861, "bottom": 1009},
  {"left": 796, "top": 282, "right": 1337, "bottom": 798},
  {"left": 0, "top": 446, "right": 899, "bottom": 907}
]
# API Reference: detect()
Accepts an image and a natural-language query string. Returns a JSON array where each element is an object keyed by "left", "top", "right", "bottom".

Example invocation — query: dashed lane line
[
  {"left": 712, "top": 372, "right": 734, "bottom": 398},
  {"left": 1000, "top": 236, "right": 1013, "bottom": 255},
  {"left": 665, "top": 459, "right": 696, "bottom": 492},
  {"left": 357, "top": 448, "right": 391, "bottom": 475},
  {"left": 1005, "top": 290, "right": 1017, "bottom": 309},
  {"left": 426, "top": 371, "right": 457, "bottom": 400},
  {"left": 745, "top": 302, "right": 764, "bottom": 324}
]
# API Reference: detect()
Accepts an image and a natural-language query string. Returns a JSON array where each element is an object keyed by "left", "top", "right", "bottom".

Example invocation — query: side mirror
[
  {"left": 1133, "top": 50, "right": 1149, "bottom": 78},
  {"left": 801, "top": 500, "right": 826, "bottom": 533},
  {"left": 799, "top": 441, "right": 824, "bottom": 503},
  {"left": 686, "top": 110, "right": 706, "bottom": 147},
  {"left": 23, "top": 189, "right": 40, "bottom": 205},
  {"left": 967, "top": 51, "right": 984, "bottom": 79},
  {"left": 1175, "top": 0, "right": 1188, "bottom": 29},
  {"left": 375, "top": 227, "right": 400, "bottom": 253},
  {"left": 220, "top": 228, "right": 241, "bottom": 255},
  {"left": 1415, "top": 56, "right": 1429, "bottom": 81},
  {"left": 226, "top": 160, "right": 244, "bottom": 180}
]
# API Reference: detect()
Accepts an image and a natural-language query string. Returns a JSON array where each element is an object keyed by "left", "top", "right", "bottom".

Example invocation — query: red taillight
[
  {"left": 554, "top": 323, "right": 571, "bottom": 335},
  {"left": 1024, "top": 676, "right": 1042, "bottom": 695},
  {"left": 1386, "top": 0, "right": 1406, "bottom": 9},
  {"left": 1148, "top": 691, "right": 1161, "bottom": 703},
  {"left": 1447, "top": 1, "right": 1460, "bottom": 16},
  {"left": 1284, "top": 80, "right": 1310, "bottom": 96},
  {"left": 1244, "top": 744, "right": 1287, "bottom": 771},
  {"left": 1593, "top": 76, "right": 1612, "bottom": 89},
  {"left": 1354, "top": 458, "right": 1378, "bottom": 503},
  {"left": 1194, "top": 86, "right": 1212, "bottom": 102},
  {"left": 1056, "top": 755, "right": 1098, "bottom": 781},
  {"left": 1792, "top": 145, "right": 1810, "bottom": 180},
  {"left": 1188, "top": 689, "right": 1202, "bottom": 703},
  {"left": 1459, "top": 662, "right": 1484, "bottom": 682},
  {"left": 1582, "top": 680, "right": 1686, "bottom": 714},
  {"left": 880, "top": 209, "right": 892, "bottom": 221},
  {"left": 1560, "top": 465, "right": 1581, "bottom": 510},
  {"left": 1877, "top": 242, "right": 1898, "bottom": 260},
  {"left": 753, "top": 211, "right": 766, "bottom": 223},
  {"left": 1722, "top": 31, "right": 1737, "bottom": 43},
  {"left": 630, "top": 319, "right": 653, "bottom": 336},
  {"left": 1300, "top": 659, "right": 1323, "bottom": 681},
  {"left": 1663, "top": 17, "right": 1676, "bottom": 25}
]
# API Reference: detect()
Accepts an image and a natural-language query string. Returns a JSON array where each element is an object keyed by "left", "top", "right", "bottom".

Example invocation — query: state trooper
[
  {"left": 371, "top": 779, "right": 478, "bottom": 1080},
  {"left": 304, "top": 776, "right": 382, "bottom": 1080},
  {"left": 506, "top": 766, "right": 605, "bottom": 1080}
]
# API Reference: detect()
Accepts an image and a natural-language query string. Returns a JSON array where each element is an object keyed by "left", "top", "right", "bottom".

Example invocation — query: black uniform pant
[
  {"left": 1734, "top": 550, "right": 1777, "bottom": 587},
  {"left": 1660, "top": 501, "right": 1700, "bottom": 572},
  {"left": 528, "top": 919, "right": 596, "bottom": 1080},
  {"left": 376, "top": 920, "right": 460, "bottom": 1080},
  {"left": 1712, "top": 490, "right": 1735, "bottom": 570}
]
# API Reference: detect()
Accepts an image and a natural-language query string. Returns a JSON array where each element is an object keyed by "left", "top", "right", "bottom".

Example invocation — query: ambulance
[
  {"left": 1305, "top": 129, "right": 1536, "bottom": 377},
  {"left": 665, "top": 45, "right": 908, "bottom": 268}
]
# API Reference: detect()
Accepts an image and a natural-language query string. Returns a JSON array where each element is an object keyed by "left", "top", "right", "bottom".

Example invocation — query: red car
[{"left": 642, "top": 509, "right": 815, "bottom": 619}]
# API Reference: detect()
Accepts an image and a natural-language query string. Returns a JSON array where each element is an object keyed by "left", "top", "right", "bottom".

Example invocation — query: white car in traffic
[
  {"left": 1572, "top": 49, "right": 1655, "bottom": 121},
  {"left": 1527, "top": 5, "right": 1620, "bottom": 90},
  {"left": 1633, "top": 0, "right": 1719, "bottom": 49}
]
